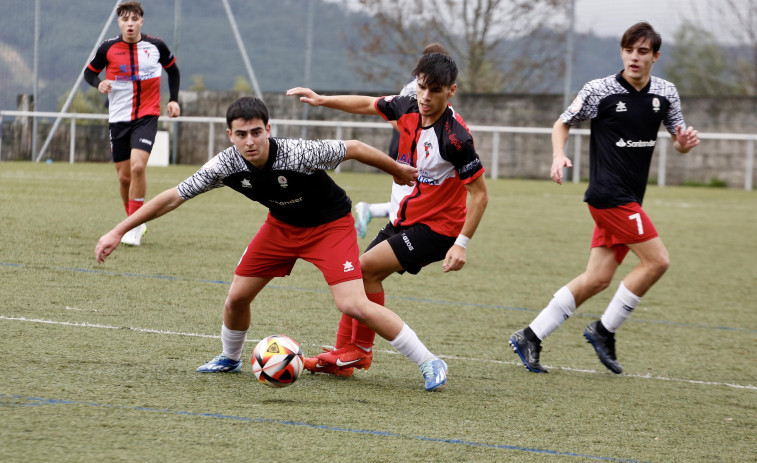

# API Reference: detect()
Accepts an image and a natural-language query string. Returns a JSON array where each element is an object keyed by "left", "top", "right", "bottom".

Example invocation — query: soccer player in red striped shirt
[
  {"left": 288, "top": 52, "right": 488, "bottom": 377},
  {"left": 84, "top": 1, "right": 181, "bottom": 247}
]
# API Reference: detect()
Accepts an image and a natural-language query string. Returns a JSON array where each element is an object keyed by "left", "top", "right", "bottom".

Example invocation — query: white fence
[{"left": 1, "top": 109, "right": 754, "bottom": 191}]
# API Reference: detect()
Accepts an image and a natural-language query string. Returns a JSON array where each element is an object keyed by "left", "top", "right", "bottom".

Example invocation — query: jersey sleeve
[
  {"left": 661, "top": 82, "right": 686, "bottom": 135},
  {"left": 176, "top": 149, "right": 236, "bottom": 200},
  {"left": 375, "top": 95, "right": 415, "bottom": 122},
  {"left": 560, "top": 78, "right": 605, "bottom": 125},
  {"left": 86, "top": 41, "right": 110, "bottom": 74},
  {"left": 273, "top": 138, "right": 346, "bottom": 172}
]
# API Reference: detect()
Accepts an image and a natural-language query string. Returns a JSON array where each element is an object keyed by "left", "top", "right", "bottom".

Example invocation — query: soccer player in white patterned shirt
[
  {"left": 95, "top": 97, "right": 450, "bottom": 391},
  {"left": 288, "top": 52, "right": 488, "bottom": 377},
  {"left": 84, "top": 0, "right": 181, "bottom": 247},
  {"left": 508, "top": 22, "right": 700, "bottom": 374}
]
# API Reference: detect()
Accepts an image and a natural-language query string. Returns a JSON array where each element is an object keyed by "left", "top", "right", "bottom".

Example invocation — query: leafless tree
[{"left": 346, "top": 0, "right": 569, "bottom": 93}]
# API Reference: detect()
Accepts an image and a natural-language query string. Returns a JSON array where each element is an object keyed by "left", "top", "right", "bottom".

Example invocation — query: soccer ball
[{"left": 251, "top": 335, "right": 304, "bottom": 388}]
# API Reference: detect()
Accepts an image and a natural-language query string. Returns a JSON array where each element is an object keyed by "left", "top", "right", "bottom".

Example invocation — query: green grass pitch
[{"left": 0, "top": 161, "right": 754, "bottom": 462}]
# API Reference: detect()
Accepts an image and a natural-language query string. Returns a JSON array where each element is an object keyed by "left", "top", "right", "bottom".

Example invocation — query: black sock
[
  {"left": 596, "top": 320, "right": 613, "bottom": 337},
  {"left": 523, "top": 326, "right": 541, "bottom": 343}
]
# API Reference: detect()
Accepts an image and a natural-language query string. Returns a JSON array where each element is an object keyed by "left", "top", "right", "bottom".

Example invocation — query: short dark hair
[
  {"left": 621, "top": 21, "right": 662, "bottom": 53},
  {"left": 412, "top": 52, "right": 457, "bottom": 88},
  {"left": 117, "top": 1, "right": 144, "bottom": 18},
  {"left": 226, "top": 97, "right": 269, "bottom": 128}
]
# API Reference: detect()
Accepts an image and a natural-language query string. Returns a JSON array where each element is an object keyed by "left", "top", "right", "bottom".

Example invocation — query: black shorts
[
  {"left": 366, "top": 222, "right": 455, "bottom": 275},
  {"left": 109, "top": 116, "right": 158, "bottom": 163}
]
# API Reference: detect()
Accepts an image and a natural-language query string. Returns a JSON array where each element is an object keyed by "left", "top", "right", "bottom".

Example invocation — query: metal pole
[
  {"left": 32, "top": 0, "right": 40, "bottom": 160},
  {"left": 35, "top": 0, "right": 121, "bottom": 162},
  {"left": 221, "top": 0, "right": 263, "bottom": 100},
  {"left": 746, "top": 139, "right": 754, "bottom": 191},
  {"left": 300, "top": 0, "right": 315, "bottom": 139},
  {"left": 172, "top": 0, "right": 181, "bottom": 165},
  {"left": 562, "top": 0, "right": 575, "bottom": 109}
]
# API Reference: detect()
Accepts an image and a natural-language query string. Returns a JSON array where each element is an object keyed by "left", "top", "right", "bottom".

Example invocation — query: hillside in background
[{"left": 0, "top": 0, "right": 668, "bottom": 113}]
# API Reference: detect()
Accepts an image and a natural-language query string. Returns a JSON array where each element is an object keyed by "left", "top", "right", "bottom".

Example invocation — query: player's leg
[
  {"left": 114, "top": 160, "right": 131, "bottom": 214},
  {"left": 121, "top": 118, "right": 158, "bottom": 245},
  {"left": 510, "top": 245, "right": 618, "bottom": 373},
  {"left": 584, "top": 205, "right": 665, "bottom": 373},
  {"left": 329, "top": 279, "right": 448, "bottom": 391},
  {"left": 197, "top": 275, "right": 271, "bottom": 373}
]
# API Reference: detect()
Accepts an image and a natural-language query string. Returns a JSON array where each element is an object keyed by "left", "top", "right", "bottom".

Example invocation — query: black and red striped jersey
[
  {"left": 87, "top": 34, "right": 177, "bottom": 123},
  {"left": 375, "top": 95, "right": 485, "bottom": 237},
  {"left": 561, "top": 72, "right": 687, "bottom": 208},
  {"left": 176, "top": 138, "right": 351, "bottom": 228}
]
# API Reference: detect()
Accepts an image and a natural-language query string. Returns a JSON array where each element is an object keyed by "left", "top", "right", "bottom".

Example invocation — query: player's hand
[
  {"left": 442, "top": 245, "right": 466, "bottom": 273},
  {"left": 392, "top": 162, "right": 418, "bottom": 187},
  {"left": 98, "top": 80, "right": 112, "bottom": 95},
  {"left": 675, "top": 125, "right": 699, "bottom": 153},
  {"left": 550, "top": 153, "right": 573, "bottom": 185},
  {"left": 95, "top": 230, "right": 122, "bottom": 264},
  {"left": 167, "top": 101, "right": 181, "bottom": 118},
  {"left": 286, "top": 87, "right": 323, "bottom": 106}
]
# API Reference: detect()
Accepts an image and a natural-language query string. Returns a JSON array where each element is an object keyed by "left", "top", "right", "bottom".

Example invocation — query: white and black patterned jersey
[
  {"left": 562, "top": 72, "right": 686, "bottom": 208},
  {"left": 176, "top": 137, "right": 350, "bottom": 227}
]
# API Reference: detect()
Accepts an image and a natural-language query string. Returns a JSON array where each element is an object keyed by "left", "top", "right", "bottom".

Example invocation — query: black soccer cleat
[
  {"left": 509, "top": 329, "right": 548, "bottom": 373},
  {"left": 584, "top": 321, "right": 623, "bottom": 374}
]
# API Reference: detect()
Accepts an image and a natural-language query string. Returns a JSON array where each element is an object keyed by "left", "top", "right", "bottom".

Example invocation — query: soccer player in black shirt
[
  {"left": 509, "top": 22, "right": 700, "bottom": 374},
  {"left": 95, "top": 97, "right": 449, "bottom": 391}
]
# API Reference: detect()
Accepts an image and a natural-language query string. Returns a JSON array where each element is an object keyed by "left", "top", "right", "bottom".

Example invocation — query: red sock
[
  {"left": 334, "top": 314, "right": 353, "bottom": 349},
  {"left": 127, "top": 199, "right": 144, "bottom": 216},
  {"left": 352, "top": 291, "right": 383, "bottom": 349}
]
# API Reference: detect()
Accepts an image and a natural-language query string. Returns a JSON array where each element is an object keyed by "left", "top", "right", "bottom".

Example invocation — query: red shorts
[
  {"left": 588, "top": 202, "right": 658, "bottom": 264},
  {"left": 235, "top": 213, "right": 362, "bottom": 285}
]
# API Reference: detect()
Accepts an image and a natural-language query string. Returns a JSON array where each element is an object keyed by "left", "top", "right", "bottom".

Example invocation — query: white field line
[{"left": 2, "top": 315, "right": 755, "bottom": 391}]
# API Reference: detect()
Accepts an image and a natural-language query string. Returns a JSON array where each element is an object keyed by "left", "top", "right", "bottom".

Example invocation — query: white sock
[
  {"left": 600, "top": 281, "right": 641, "bottom": 333},
  {"left": 369, "top": 202, "right": 391, "bottom": 218},
  {"left": 221, "top": 324, "right": 247, "bottom": 361},
  {"left": 529, "top": 286, "right": 576, "bottom": 340},
  {"left": 389, "top": 323, "right": 435, "bottom": 365}
]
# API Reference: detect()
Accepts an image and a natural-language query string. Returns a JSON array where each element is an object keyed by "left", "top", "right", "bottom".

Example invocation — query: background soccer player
[
  {"left": 509, "top": 22, "right": 700, "bottom": 374},
  {"left": 84, "top": 0, "right": 181, "bottom": 246}
]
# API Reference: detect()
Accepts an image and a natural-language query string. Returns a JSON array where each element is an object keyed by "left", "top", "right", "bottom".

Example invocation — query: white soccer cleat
[{"left": 121, "top": 223, "right": 147, "bottom": 246}]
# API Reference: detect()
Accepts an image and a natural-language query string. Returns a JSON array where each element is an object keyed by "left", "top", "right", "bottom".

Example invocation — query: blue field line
[
  {"left": 3, "top": 261, "right": 755, "bottom": 334},
  {"left": 0, "top": 393, "right": 645, "bottom": 462}
]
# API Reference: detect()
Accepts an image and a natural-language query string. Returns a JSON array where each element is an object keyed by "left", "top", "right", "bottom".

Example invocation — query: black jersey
[
  {"left": 561, "top": 72, "right": 686, "bottom": 208},
  {"left": 176, "top": 138, "right": 350, "bottom": 227}
]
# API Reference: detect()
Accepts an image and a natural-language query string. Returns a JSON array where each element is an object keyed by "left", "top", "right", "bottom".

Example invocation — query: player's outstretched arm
[
  {"left": 673, "top": 125, "right": 699, "bottom": 153},
  {"left": 550, "top": 119, "right": 573, "bottom": 185},
  {"left": 286, "top": 87, "right": 379, "bottom": 115},
  {"left": 343, "top": 140, "right": 417, "bottom": 186},
  {"left": 95, "top": 188, "right": 185, "bottom": 264}
]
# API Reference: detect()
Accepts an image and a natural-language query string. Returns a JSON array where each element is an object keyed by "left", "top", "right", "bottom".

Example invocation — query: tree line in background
[{"left": 26, "top": 0, "right": 756, "bottom": 116}]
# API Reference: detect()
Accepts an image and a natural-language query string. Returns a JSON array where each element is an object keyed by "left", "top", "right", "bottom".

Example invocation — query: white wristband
[{"left": 454, "top": 234, "right": 470, "bottom": 249}]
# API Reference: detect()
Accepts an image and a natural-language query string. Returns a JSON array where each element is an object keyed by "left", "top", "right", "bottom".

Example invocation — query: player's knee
[
  {"left": 334, "top": 296, "right": 369, "bottom": 320},
  {"left": 649, "top": 252, "right": 670, "bottom": 278},
  {"left": 130, "top": 162, "right": 146, "bottom": 178}
]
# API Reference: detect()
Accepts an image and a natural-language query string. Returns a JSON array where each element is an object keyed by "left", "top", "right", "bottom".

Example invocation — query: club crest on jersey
[
  {"left": 615, "top": 101, "right": 627, "bottom": 112},
  {"left": 278, "top": 176, "right": 288, "bottom": 188},
  {"left": 423, "top": 142, "right": 432, "bottom": 158},
  {"left": 652, "top": 97, "right": 660, "bottom": 112}
]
